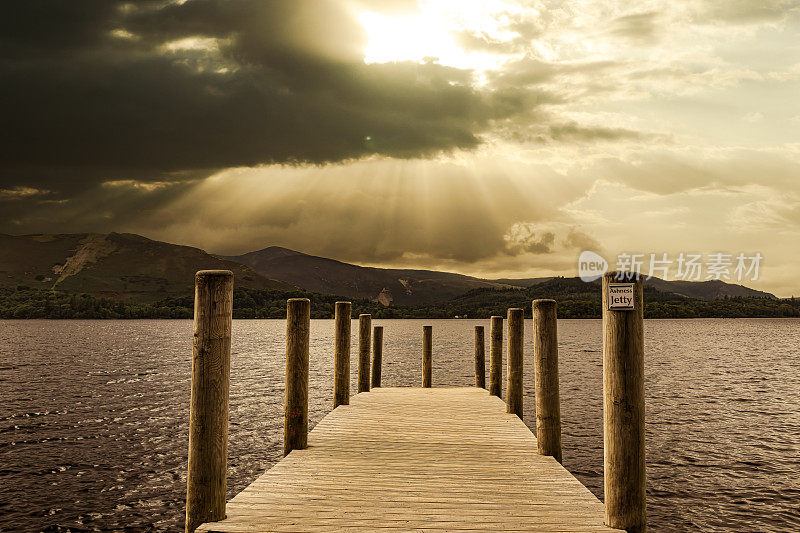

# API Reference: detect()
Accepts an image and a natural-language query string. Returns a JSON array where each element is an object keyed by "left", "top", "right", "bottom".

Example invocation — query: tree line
[{"left": 2, "top": 284, "right": 798, "bottom": 319}]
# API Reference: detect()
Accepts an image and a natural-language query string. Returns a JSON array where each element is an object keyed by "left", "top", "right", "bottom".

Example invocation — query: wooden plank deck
[{"left": 197, "top": 387, "right": 623, "bottom": 532}]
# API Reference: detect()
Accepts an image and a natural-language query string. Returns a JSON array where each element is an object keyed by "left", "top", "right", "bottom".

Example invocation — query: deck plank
[{"left": 197, "top": 387, "right": 622, "bottom": 533}]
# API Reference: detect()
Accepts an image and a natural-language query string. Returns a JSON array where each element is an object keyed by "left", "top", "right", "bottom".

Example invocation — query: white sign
[{"left": 607, "top": 283, "right": 635, "bottom": 310}]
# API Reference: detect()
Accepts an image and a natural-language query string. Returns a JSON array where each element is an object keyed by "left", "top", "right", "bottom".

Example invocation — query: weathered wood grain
[
  {"left": 358, "top": 314, "right": 371, "bottom": 393},
  {"left": 422, "top": 325, "right": 432, "bottom": 388},
  {"left": 196, "top": 388, "right": 623, "bottom": 533},
  {"left": 532, "top": 299, "right": 562, "bottom": 463},
  {"left": 372, "top": 325, "right": 383, "bottom": 388},
  {"left": 333, "top": 301, "right": 351, "bottom": 408},
  {"left": 602, "top": 272, "right": 646, "bottom": 533},
  {"left": 186, "top": 270, "right": 233, "bottom": 533},
  {"left": 474, "top": 325, "right": 485, "bottom": 389},
  {"left": 284, "top": 298, "right": 310, "bottom": 457},
  {"left": 506, "top": 308, "right": 524, "bottom": 419},
  {"left": 489, "top": 316, "right": 503, "bottom": 398}
]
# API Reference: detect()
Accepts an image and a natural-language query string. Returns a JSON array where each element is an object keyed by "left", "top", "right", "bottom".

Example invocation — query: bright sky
[
  {"left": 2, "top": 0, "right": 800, "bottom": 295},
  {"left": 346, "top": 0, "right": 800, "bottom": 295},
  {"left": 359, "top": 2, "right": 525, "bottom": 71}
]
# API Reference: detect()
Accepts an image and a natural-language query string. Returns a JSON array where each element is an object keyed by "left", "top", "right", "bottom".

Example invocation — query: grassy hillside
[
  {"left": 224, "top": 247, "right": 777, "bottom": 304},
  {"left": 222, "top": 246, "right": 510, "bottom": 306},
  {"left": 0, "top": 233, "right": 293, "bottom": 302},
  {"left": 644, "top": 277, "right": 775, "bottom": 300},
  {"left": 0, "top": 232, "right": 782, "bottom": 313}
]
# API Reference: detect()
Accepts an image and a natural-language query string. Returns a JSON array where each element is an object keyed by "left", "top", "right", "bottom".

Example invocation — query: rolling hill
[
  {"left": 0, "top": 233, "right": 293, "bottom": 302},
  {"left": 0, "top": 233, "right": 777, "bottom": 306},
  {"left": 223, "top": 246, "right": 777, "bottom": 304},
  {"left": 643, "top": 277, "right": 774, "bottom": 300},
  {"left": 221, "top": 246, "right": 511, "bottom": 306}
]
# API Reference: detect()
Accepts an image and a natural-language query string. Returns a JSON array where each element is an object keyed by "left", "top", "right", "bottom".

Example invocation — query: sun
[
  {"left": 356, "top": 1, "right": 526, "bottom": 72},
  {"left": 358, "top": 11, "right": 457, "bottom": 64}
]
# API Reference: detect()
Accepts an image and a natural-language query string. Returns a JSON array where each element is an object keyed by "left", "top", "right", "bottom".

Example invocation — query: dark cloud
[
  {"left": 608, "top": 12, "right": 659, "bottom": 44},
  {"left": 504, "top": 227, "right": 555, "bottom": 255},
  {"left": 0, "top": 177, "right": 196, "bottom": 236},
  {"left": 547, "top": 122, "right": 649, "bottom": 143},
  {"left": 0, "top": 0, "right": 126, "bottom": 58},
  {"left": 565, "top": 228, "right": 602, "bottom": 252},
  {"left": 488, "top": 56, "right": 617, "bottom": 89},
  {"left": 696, "top": 0, "right": 799, "bottom": 24},
  {"left": 502, "top": 222, "right": 603, "bottom": 257},
  {"left": 494, "top": 117, "right": 659, "bottom": 145},
  {"left": 0, "top": 0, "right": 527, "bottom": 193},
  {"left": 0, "top": 158, "right": 581, "bottom": 265}
]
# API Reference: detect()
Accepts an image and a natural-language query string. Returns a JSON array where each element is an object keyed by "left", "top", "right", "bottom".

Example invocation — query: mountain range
[
  {"left": 0, "top": 233, "right": 292, "bottom": 301},
  {"left": 221, "top": 246, "right": 518, "bottom": 306},
  {"left": 0, "top": 232, "right": 777, "bottom": 304}
]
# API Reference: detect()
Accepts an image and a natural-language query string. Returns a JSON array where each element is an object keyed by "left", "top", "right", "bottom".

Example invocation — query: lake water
[{"left": 1, "top": 319, "right": 799, "bottom": 532}]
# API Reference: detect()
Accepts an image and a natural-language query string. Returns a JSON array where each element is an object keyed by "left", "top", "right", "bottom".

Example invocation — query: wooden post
[
  {"left": 602, "top": 272, "right": 646, "bottom": 532},
  {"left": 186, "top": 270, "right": 233, "bottom": 533},
  {"left": 532, "top": 299, "right": 562, "bottom": 463},
  {"left": 333, "top": 301, "right": 351, "bottom": 408},
  {"left": 506, "top": 308, "right": 524, "bottom": 418},
  {"left": 422, "top": 325, "right": 432, "bottom": 387},
  {"left": 284, "top": 298, "right": 310, "bottom": 457},
  {"left": 358, "top": 314, "right": 371, "bottom": 393},
  {"left": 489, "top": 316, "right": 503, "bottom": 398},
  {"left": 371, "top": 325, "right": 383, "bottom": 388},
  {"left": 474, "top": 325, "right": 486, "bottom": 388}
]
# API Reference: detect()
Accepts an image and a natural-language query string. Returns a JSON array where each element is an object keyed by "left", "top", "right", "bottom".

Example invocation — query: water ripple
[{"left": 0, "top": 318, "right": 798, "bottom": 531}]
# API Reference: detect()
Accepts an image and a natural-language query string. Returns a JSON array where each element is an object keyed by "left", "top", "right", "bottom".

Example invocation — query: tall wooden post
[
  {"left": 333, "top": 301, "right": 351, "bottom": 408},
  {"left": 358, "top": 314, "right": 371, "bottom": 393},
  {"left": 474, "top": 325, "right": 486, "bottom": 388},
  {"left": 284, "top": 298, "right": 310, "bottom": 457},
  {"left": 186, "top": 270, "right": 233, "bottom": 533},
  {"left": 422, "top": 325, "right": 432, "bottom": 388},
  {"left": 602, "top": 272, "right": 646, "bottom": 532},
  {"left": 489, "top": 316, "right": 503, "bottom": 398},
  {"left": 532, "top": 299, "right": 562, "bottom": 463},
  {"left": 372, "top": 325, "right": 383, "bottom": 388},
  {"left": 506, "top": 308, "right": 524, "bottom": 418}
]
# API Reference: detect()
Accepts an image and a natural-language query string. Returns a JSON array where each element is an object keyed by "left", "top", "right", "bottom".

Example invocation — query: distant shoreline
[
  {"left": 3, "top": 285, "right": 799, "bottom": 320},
  {"left": 2, "top": 316, "right": 800, "bottom": 320}
]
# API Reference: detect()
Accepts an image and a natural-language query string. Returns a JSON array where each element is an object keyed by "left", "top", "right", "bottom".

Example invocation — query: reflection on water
[{"left": 1, "top": 318, "right": 799, "bottom": 531}]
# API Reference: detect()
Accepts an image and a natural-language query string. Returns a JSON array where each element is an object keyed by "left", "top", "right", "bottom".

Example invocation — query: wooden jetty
[
  {"left": 198, "top": 387, "right": 622, "bottom": 532},
  {"left": 186, "top": 271, "right": 646, "bottom": 533}
]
